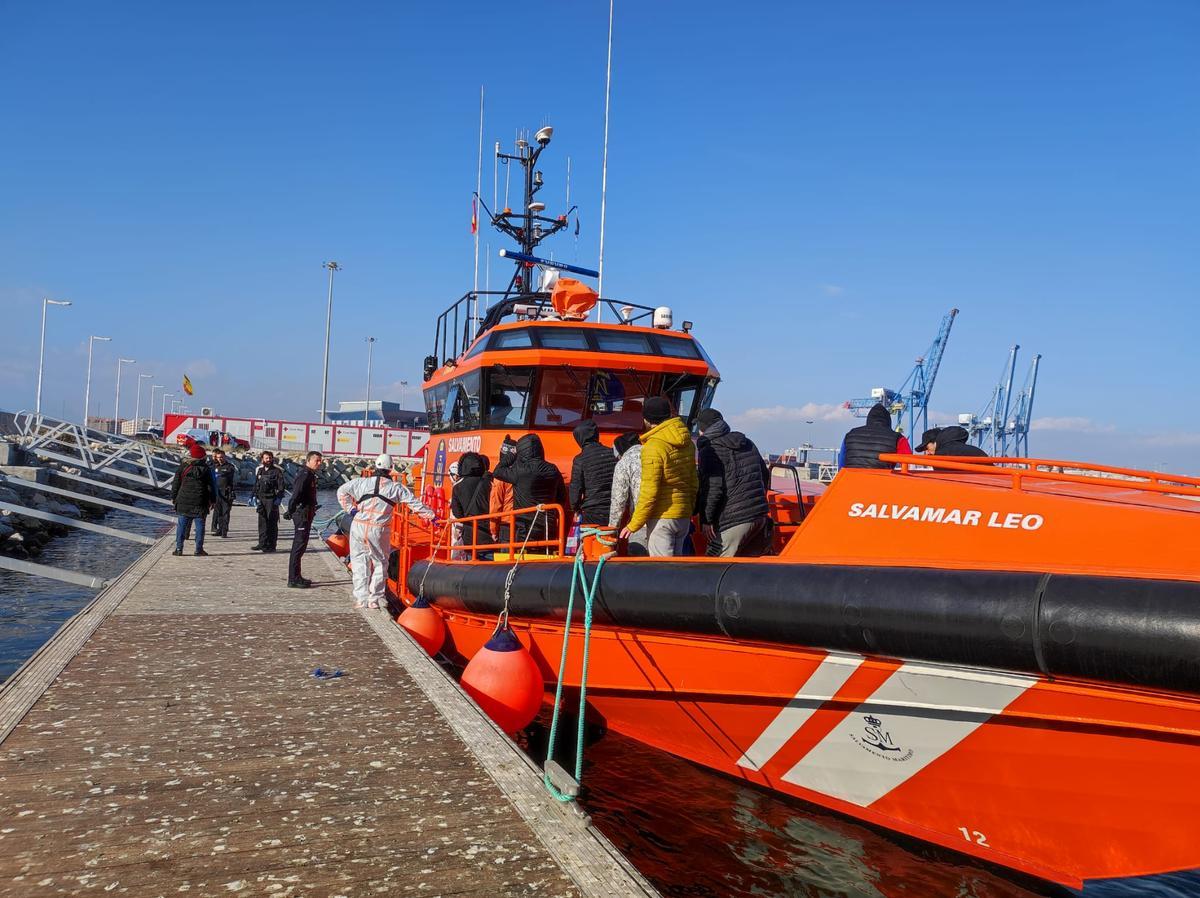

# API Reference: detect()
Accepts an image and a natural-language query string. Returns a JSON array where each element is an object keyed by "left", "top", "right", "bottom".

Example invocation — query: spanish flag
[{"left": 182, "top": 374, "right": 194, "bottom": 396}]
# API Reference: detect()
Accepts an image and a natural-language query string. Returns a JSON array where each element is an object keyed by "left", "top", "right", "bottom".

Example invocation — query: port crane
[
  {"left": 844, "top": 308, "right": 959, "bottom": 437},
  {"left": 962, "top": 347, "right": 1042, "bottom": 456}
]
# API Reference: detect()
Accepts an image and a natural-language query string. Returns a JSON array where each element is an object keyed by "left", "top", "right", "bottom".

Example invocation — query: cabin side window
[
  {"left": 484, "top": 366, "right": 535, "bottom": 428},
  {"left": 424, "top": 383, "right": 450, "bottom": 432},
  {"left": 426, "top": 371, "right": 482, "bottom": 434},
  {"left": 661, "top": 373, "right": 710, "bottom": 426}
]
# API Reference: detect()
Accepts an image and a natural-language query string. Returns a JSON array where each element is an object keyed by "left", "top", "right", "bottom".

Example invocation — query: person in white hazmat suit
[{"left": 337, "top": 454, "right": 436, "bottom": 609}]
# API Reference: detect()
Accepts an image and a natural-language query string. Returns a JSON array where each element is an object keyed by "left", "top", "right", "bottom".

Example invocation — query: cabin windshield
[{"left": 427, "top": 364, "right": 714, "bottom": 435}]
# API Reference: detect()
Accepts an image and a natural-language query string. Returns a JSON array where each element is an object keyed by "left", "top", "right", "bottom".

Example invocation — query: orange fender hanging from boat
[
  {"left": 397, "top": 595, "right": 445, "bottom": 655},
  {"left": 460, "top": 624, "right": 543, "bottom": 733},
  {"left": 325, "top": 532, "right": 350, "bottom": 559}
]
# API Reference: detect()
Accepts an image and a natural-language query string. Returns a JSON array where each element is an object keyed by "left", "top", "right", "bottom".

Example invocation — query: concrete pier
[{"left": 0, "top": 505, "right": 657, "bottom": 897}]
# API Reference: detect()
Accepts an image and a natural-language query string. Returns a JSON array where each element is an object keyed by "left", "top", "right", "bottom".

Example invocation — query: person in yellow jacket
[{"left": 620, "top": 396, "right": 699, "bottom": 556}]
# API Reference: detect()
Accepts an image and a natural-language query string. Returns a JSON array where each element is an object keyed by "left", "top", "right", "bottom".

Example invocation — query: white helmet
[{"left": 374, "top": 453, "right": 393, "bottom": 470}]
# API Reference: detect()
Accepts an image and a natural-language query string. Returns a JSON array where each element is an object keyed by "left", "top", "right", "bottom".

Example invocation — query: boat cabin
[{"left": 419, "top": 288, "right": 720, "bottom": 502}]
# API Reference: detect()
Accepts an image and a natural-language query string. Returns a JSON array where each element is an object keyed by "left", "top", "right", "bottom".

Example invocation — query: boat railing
[
  {"left": 880, "top": 453, "right": 1200, "bottom": 501},
  {"left": 390, "top": 502, "right": 568, "bottom": 600},
  {"left": 437, "top": 502, "right": 568, "bottom": 561},
  {"left": 433, "top": 289, "right": 664, "bottom": 363}
]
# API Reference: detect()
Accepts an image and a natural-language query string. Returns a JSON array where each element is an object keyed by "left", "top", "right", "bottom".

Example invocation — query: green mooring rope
[{"left": 543, "top": 526, "right": 617, "bottom": 802}]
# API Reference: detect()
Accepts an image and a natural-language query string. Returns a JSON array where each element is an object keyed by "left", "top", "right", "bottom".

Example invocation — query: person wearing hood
[
  {"left": 620, "top": 396, "right": 699, "bottom": 557},
  {"left": 608, "top": 432, "right": 647, "bottom": 555},
  {"left": 696, "top": 408, "right": 772, "bottom": 557},
  {"left": 451, "top": 451, "right": 494, "bottom": 559},
  {"left": 838, "top": 404, "right": 913, "bottom": 469},
  {"left": 171, "top": 441, "right": 215, "bottom": 557},
  {"left": 915, "top": 426, "right": 988, "bottom": 457},
  {"left": 492, "top": 433, "right": 569, "bottom": 549},
  {"left": 489, "top": 436, "right": 517, "bottom": 545},
  {"left": 569, "top": 420, "right": 618, "bottom": 526},
  {"left": 337, "top": 453, "right": 436, "bottom": 610}
]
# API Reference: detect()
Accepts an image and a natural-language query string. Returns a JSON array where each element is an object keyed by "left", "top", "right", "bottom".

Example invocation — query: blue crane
[
  {"left": 963, "top": 347, "right": 1042, "bottom": 456},
  {"left": 844, "top": 308, "right": 959, "bottom": 437},
  {"left": 964, "top": 345, "right": 1020, "bottom": 455},
  {"left": 1007, "top": 353, "right": 1042, "bottom": 457}
]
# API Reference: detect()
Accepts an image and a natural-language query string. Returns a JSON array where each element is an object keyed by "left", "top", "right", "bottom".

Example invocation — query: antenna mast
[{"left": 597, "top": 0, "right": 615, "bottom": 319}]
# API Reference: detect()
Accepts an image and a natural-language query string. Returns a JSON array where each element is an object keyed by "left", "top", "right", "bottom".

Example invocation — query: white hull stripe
[
  {"left": 781, "top": 662, "right": 1036, "bottom": 807},
  {"left": 736, "top": 653, "right": 864, "bottom": 772}
]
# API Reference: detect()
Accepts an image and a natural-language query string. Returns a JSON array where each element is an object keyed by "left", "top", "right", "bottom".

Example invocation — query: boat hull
[{"left": 422, "top": 589, "right": 1200, "bottom": 889}]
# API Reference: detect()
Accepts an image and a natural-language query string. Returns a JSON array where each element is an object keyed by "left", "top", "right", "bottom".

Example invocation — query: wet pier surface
[{"left": 0, "top": 505, "right": 654, "bottom": 897}]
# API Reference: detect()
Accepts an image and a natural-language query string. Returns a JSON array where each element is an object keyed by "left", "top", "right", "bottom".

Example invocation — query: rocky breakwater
[{"left": 0, "top": 443, "right": 163, "bottom": 561}]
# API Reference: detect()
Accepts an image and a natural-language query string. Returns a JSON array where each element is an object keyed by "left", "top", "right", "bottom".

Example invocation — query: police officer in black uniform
[
  {"left": 284, "top": 451, "right": 322, "bottom": 588},
  {"left": 252, "top": 451, "right": 286, "bottom": 552},
  {"left": 209, "top": 448, "right": 237, "bottom": 538}
]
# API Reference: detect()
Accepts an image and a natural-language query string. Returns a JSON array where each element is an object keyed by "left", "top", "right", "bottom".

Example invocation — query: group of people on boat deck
[
  {"left": 838, "top": 403, "right": 988, "bottom": 469},
  {"left": 446, "top": 396, "right": 773, "bottom": 559}
]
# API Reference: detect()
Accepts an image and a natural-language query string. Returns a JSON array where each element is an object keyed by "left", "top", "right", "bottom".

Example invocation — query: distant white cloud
[
  {"left": 732, "top": 402, "right": 855, "bottom": 426},
  {"left": 1031, "top": 416, "right": 1116, "bottom": 434},
  {"left": 819, "top": 283, "right": 846, "bottom": 297}
]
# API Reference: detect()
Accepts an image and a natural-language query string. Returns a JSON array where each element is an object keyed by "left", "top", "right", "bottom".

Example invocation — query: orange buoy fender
[
  {"left": 397, "top": 595, "right": 445, "bottom": 656},
  {"left": 460, "top": 624, "right": 544, "bottom": 733},
  {"left": 325, "top": 532, "right": 350, "bottom": 559}
]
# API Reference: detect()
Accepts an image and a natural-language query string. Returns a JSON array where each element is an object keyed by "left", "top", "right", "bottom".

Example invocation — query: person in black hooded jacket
[
  {"left": 569, "top": 420, "right": 618, "bottom": 525},
  {"left": 696, "top": 408, "right": 772, "bottom": 557},
  {"left": 492, "top": 433, "right": 569, "bottom": 549},
  {"left": 451, "top": 451, "right": 494, "bottom": 558},
  {"left": 915, "top": 426, "right": 988, "bottom": 457},
  {"left": 838, "top": 403, "right": 913, "bottom": 469}
]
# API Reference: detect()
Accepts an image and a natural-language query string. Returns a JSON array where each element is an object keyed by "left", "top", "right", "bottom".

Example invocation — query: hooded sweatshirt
[
  {"left": 451, "top": 452, "right": 493, "bottom": 548},
  {"left": 493, "top": 434, "right": 569, "bottom": 543},
  {"left": 569, "top": 420, "right": 618, "bottom": 524},
  {"left": 627, "top": 417, "right": 699, "bottom": 532},
  {"left": 933, "top": 425, "right": 988, "bottom": 457},
  {"left": 839, "top": 404, "right": 912, "bottom": 469},
  {"left": 697, "top": 418, "right": 770, "bottom": 531}
]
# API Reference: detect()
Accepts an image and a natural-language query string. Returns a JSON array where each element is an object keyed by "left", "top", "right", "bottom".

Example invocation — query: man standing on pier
[
  {"left": 337, "top": 454, "right": 436, "bottom": 610},
  {"left": 283, "top": 451, "right": 322, "bottom": 588},
  {"left": 252, "top": 451, "right": 285, "bottom": 552},
  {"left": 209, "top": 448, "right": 237, "bottom": 538},
  {"left": 171, "top": 441, "right": 215, "bottom": 557}
]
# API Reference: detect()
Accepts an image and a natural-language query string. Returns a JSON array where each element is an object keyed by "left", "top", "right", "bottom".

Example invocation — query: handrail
[
  {"left": 391, "top": 501, "right": 568, "bottom": 601},
  {"left": 879, "top": 453, "right": 1200, "bottom": 500},
  {"left": 444, "top": 502, "right": 568, "bottom": 561}
]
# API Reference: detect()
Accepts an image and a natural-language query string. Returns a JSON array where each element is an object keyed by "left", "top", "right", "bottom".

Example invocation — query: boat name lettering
[
  {"left": 447, "top": 436, "right": 482, "bottom": 453},
  {"left": 847, "top": 503, "right": 1044, "bottom": 531}
]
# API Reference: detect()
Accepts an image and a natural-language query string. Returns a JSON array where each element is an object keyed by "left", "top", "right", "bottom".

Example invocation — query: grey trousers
[
  {"left": 645, "top": 517, "right": 691, "bottom": 557},
  {"left": 714, "top": 519, "right": 758, "bottom": 557}
]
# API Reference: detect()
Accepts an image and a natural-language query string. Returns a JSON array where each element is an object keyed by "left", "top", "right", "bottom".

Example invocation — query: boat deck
[{"left": 0, "top": 505, "right": 655, "bottom": 897}]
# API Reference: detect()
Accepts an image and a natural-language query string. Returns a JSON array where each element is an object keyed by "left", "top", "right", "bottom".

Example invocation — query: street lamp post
[
  {"left": 399, "top": 379, "right": 409, "bottom": 409},
  {"left": 83, "top": 335, "right": 112, "bottom": 432},
  {"left": 364, "top": 337, "right": 375, "bottom": 426},
  {"left": 150, "top": 385, "right": 163, "bottom": 431},
  {"left": 36, "top": 298, "right": 72, "bottom": 416},
  {"left": 134, "top": 373, "right": 155, "bottom": 433},
  {"left": 320, "top": 261, "right": 342, "bottom": 424},
  {"left": 161, "top": 393, "right": 175, "bottom": 431},
  {"left": 113, "top": 358, "right": 136, "bottom": 434}
]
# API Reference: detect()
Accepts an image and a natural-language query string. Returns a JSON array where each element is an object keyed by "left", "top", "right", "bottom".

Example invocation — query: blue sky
[{"left": 2, "top": 1, "right": 1197, "bottom": 469}]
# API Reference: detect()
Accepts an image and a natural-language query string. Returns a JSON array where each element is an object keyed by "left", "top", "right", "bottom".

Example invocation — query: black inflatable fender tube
[{"left": 407, "top": 560, "right": 1200, "bottom": 695}]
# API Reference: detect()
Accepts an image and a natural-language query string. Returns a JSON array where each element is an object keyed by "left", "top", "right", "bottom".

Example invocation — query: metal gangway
[
  {"left": 13, "top": 411, "right": 177, "bottom": 490},
  {"left": 0, "top": 412, "right": 179, "bottom": 589}
]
